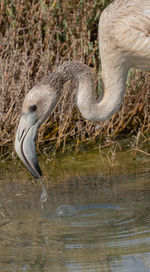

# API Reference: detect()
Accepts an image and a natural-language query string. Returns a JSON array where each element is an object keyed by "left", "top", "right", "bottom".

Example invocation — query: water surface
[{"left": 0, "top": 148, "right": 150, "bottom": 272}]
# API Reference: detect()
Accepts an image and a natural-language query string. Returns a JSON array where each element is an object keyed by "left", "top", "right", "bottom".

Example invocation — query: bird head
[{"left": 15, "top": 83, "right": 59, "bottom": 179}]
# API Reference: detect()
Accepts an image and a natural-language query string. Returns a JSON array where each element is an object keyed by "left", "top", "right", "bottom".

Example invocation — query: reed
[{"left": 0, "top": 0, "right": 150, "bottom": 154}]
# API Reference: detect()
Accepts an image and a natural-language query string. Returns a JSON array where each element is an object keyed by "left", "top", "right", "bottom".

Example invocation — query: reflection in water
[{"left": 0, "top": 149, "right": 150, "bottom": 272}]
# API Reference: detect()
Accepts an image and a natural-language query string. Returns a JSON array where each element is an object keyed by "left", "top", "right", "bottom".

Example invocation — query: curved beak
[{"left": 15, "top": 112, "right": 42, "bottom": 179}]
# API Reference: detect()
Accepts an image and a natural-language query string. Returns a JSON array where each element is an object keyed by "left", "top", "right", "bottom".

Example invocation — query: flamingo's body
[
  {"left": 15, "top": 0, "right": 150, "bottom": 178},
  {"left": 98, "top": 0, "right": 150, "bottom": 119}
]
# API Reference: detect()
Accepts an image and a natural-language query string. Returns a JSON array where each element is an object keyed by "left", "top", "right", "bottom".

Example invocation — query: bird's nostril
[{"left": 18, "top": 128, "right": 25, "bottom": 141}]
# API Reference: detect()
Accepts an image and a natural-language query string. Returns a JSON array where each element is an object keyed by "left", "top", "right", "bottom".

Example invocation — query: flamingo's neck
[
  {"left": 76, "top": 59, "right": 129, "bottom": 121},
  {"left": 40, "top": 61, "right": 129, "bottom": 123}
]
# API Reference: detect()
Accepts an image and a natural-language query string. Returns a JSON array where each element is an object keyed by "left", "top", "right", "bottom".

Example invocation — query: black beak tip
[
  {"left": 34, "top": 163, "right": 42, "bottom": 179},
  {"left": 37, "top": 167, "right": 42, "bottom": 178}
]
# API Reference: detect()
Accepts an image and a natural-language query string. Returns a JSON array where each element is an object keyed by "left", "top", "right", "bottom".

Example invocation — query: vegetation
[{"left": 0, "top": 0, "right": 150, "bottom": 154}]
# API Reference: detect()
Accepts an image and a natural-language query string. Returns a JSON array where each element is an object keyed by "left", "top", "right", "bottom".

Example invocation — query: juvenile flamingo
[{"left": 15, "top": 0, "right": 150, "bottom": 178}]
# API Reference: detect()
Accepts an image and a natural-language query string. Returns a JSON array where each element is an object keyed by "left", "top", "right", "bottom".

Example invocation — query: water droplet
[{"left": 39, "top": 178, "right": 48, "bottom": 209}]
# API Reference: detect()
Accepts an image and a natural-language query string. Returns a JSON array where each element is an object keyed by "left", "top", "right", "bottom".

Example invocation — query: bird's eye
[{"left": 29, "top": 105, "right": 37, "bottom": 112}]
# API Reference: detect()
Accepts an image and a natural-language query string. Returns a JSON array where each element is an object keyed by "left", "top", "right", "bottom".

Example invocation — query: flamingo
[{"left": 15, "top": 0, "right": 150, "bottom": 178}]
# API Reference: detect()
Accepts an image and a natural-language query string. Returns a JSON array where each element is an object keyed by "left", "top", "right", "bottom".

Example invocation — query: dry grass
[{"left": 0, "top": 0, "right": 150, "bottom": 154}]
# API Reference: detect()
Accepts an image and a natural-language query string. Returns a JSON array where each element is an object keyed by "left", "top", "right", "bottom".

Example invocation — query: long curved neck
[
  {"left": 76, "top": 60, "right": 129, "bottom": 121},
  {"left": 96, "top": 58, "right": 129, "bottom": 121},
  {"left": 43, "top": 61, "right": 128, "bottom": 122}
]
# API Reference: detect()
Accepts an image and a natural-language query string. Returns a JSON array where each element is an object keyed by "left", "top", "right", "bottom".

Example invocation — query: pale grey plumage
[{"left": 15, "top": 0, "right": 150, "bottom": 178}]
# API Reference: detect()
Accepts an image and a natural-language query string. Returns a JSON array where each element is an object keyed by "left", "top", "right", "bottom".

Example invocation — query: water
[
  {"left": 39, "top": 179, "right": 48, "bottom": 209},
  {"left": 56, "top": 205, "right": 77, "bottom": 217},
  {"left": 0, "top": 147, "right": 150, "bottom": 272}
]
